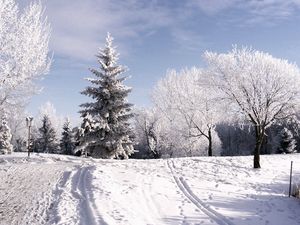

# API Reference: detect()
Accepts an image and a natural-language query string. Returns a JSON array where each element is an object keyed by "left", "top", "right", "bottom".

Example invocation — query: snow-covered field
[{"left": 0, "top": 153, "right": 300, "bottom": 225}]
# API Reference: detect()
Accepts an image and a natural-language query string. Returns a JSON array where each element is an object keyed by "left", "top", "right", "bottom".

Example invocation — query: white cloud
[{"left": 42, "top": 0, "right": 174, "bottom": 61}]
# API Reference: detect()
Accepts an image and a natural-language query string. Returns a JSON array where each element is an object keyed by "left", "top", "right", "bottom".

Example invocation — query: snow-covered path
[{"left": 1, "top": 153, "right": 300, "bottom": 225}]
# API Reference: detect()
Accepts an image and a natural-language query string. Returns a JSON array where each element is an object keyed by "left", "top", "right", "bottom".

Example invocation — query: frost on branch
[
  {"left": 0, "top": 0, "right": 51, "bottom": 114},
  {"left": 204, "top": 46, "right": 300, "bottom": 168},
  {"left": 152, "top": 68, "right": 222, "bottom": 157},
  {"left": 79, "top": 33, "right": 134, "bottom": 159}
]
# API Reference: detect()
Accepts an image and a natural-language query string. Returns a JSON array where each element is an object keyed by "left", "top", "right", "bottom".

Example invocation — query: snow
[{"left": 0, "top": 153, "right": 300, "bottom": 225}]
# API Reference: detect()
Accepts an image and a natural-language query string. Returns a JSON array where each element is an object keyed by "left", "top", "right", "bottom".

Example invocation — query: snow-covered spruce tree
[
  {"left": 79, "top": 33, "right": 134, "bottom": 159},
  {"left": 60, "top": 118, "right": 75, "bottom": 155},
  {"left": 0, "top": 115, "right": 13, "bottom": 154},
  {"left": 277, "top": 128, "right": 296, "bottom": 154},
  {"left": 37, "top": 115, "right": 58, "bottom": 153}
]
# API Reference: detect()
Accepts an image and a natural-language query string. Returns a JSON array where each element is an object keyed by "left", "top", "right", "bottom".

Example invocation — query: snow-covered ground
[{"left": 0, "top": 153, "right": 300, "bottom": 225}]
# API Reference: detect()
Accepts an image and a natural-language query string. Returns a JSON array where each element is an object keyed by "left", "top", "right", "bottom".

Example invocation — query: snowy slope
[{"left": 0, "top": 153, "right": 300, "bottom": 225}]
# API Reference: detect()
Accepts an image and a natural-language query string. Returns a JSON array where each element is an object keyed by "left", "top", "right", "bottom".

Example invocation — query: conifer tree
[
  {"left": 37, "top": 115, "right": 58, "bottom": 153},
  {"left": 0, "top": 115, "right": 13, "bottom": 154},
  {"left": 277, "top": 127, "right": 296, "bottom": 154},
  {"left": 60, "top": 118, "right": 74, "bottom": 155},
  {"left": 79, "top": 33, "right": 134, "bottom": 159}
]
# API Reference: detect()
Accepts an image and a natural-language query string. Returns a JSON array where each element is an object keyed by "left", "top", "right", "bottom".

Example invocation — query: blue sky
[{"left": 17, "top": 0, "right": 300, "bottom": 121}]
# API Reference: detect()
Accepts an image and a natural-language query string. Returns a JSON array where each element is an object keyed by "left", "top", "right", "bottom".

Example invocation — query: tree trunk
[
  {"left": 208, "top": 128, "right": 212, "bottom": 156},
  {"left": 253, "top": 145, "right": 260, "bottom": 168},
  {"left": 254, "top": 125, "right": 264, "bottom": 168}
]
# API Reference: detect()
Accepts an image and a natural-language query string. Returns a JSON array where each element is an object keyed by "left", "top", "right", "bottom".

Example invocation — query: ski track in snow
[
  {"left": 49, "top": 164, "right": 107, "bottom": 225},
  {"left": 167, "top": 159, "right": 234, "bottom": 225}
]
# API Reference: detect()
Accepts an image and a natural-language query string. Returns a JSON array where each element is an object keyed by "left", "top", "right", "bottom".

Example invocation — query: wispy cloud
[
  {"left": 189, "top": 0, "right": 239, "bottom": 15},
  {"left": 18, "top": 0, "right": 210, "bottom": 61},
  {"left": 41, "top": 0, "right": 174, "bottom": 61},
  {"left": 190, "top": 0, "right": 300, "bottom": 25},
  {"left": 17, "top": 0, "right": 300, "bottom": 62},
  {"left": 171, "top": 28, "right": 210, "bottom": 52}
]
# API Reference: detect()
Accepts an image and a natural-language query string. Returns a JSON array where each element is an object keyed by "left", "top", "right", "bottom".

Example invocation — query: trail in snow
[
  {"left": 49, "top": 165, "right": 107, "bottom": 225},
  {"left": 167, "top": 159, "right": 234, "bottom": 225}
]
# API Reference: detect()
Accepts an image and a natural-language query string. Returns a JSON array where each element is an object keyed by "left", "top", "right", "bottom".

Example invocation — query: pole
[
  {"left": 26, "top": 117, "right": 33, "bottom": 157},
  {"left": 27, "top": 124, "right": 31, "bottom": 157},
  {"left": 289, "top": 161, "right": 293, "bottom": 197}
]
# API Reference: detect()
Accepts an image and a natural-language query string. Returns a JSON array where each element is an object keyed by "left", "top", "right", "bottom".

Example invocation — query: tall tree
[
  {"left": 204, "top": 47, "right": 300, "bottom": 168},
  {"left": 79, "top": 33, "right": 134, "bottom": 159},
  {"left": 0, "top": 115, "right": 13, "bottom": 154},
  {"left": 0, "top": 0, "right": 51, "bottom": 115},
  {"left": 60, "top": 118, "right": 74, "bottom": 155},
  {"left": 37, "top": 115, "right": 58, "bottom": 153}
]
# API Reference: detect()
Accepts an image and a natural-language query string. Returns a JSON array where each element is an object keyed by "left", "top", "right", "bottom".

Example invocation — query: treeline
[
  {"left": 133, "top": 108, "right": 299, "bottom": 159},
  {"left": 5, "top": 109, "right": 298, "bottom": 158}
]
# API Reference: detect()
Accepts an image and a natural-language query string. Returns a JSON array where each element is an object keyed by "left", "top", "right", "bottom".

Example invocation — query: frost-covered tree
[
  {"left": 134, "top": 108, "right": 163, "bottom": 159},
  {"left": 79, "top": 33, "right": 134, "bottom": 159},
  {"left": 60, "top": 118, "right": 74, "bottom": 155},
  {"left": 153, "top": 68, "right": 222, "bottom": 157},
  {"left": 204, "top": 47, "right": 300, "bottom": 168},
  {"left": 0, "top": 115, "right": 13, "bottom": 154},
  {"left": 277, "top": 128, "right": 296, "bottom": 154},
  {"left": 37, "top": 115, "right": 58, "bottom": 153},
  {"left": 0, "top": 0, "right": 51, "bottom": 114}
]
